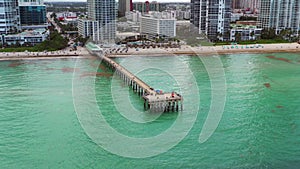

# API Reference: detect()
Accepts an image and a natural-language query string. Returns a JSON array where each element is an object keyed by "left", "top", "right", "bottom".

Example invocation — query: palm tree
[
  {"left": 235, "top": 32, "right": 242, "bottom": 42},
  {"left": 50, "top": 12, "right": 57, "bottom": 19},
  {"left": 250, "top": 31, "right": 255, "bottom": 40},
  {"left": 217, "top": 32, "right": 223, "bottom": 41}
]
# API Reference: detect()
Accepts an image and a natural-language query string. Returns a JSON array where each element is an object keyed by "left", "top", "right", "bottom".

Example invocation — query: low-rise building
[
  {"left": 57, "top": 12, "right": 77, "bottom": 21},
  {"left": 230, "top": 24, "right": 262, "bottom": 41},
  {"left": 0, "top": 29, "right": 49, "bottom": 46}
]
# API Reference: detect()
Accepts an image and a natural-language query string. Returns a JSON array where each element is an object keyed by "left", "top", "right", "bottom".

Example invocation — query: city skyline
[{"left": 44, "top": 0, "right": 191, "bottom": 2}]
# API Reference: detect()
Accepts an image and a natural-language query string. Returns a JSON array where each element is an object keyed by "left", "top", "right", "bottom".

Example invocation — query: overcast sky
[{"left": 45, "top": 0, "right": 190, "bottom": 2}]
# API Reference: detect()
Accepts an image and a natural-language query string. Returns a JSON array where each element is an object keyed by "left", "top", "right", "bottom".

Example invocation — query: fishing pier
[{"left": 86, "top": 43, "right": 183, "bottom": 112}]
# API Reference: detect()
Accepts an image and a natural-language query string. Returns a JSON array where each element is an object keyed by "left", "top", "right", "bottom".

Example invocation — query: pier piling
[{"left": 87, "top": 44, "right": 183, "bottom": 112}]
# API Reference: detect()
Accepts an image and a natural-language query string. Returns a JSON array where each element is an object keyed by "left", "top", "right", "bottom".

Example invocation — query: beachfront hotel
[
  {"left": 190, "top": 0, "right": 231, "bottom": 41},
  {"left": 0, "top": 0, "right": 21, "bottom": 35},
  {"left": 140, "top": 12, "right": 176, "bottom": 38},
  {"left": 258, "top": 0, "right": 300, "bottom": 34},
  {"left": 78, "top": 0, "right": 116, "bottom": 43}
]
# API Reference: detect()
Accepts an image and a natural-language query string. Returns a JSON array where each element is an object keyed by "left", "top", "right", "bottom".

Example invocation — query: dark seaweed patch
[{"left": 264, "top": 83, "right": 271, "bottom": 88}]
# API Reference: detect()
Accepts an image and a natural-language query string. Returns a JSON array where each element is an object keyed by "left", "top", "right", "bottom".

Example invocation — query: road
[{"left": 47, "top": 12, "right": 62, "bottom": 33}]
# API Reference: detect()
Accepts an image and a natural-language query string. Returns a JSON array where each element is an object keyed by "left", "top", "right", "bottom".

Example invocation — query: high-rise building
[
  {"left": 119, "top": 0, "right": 131, "bottom": 17},
  {"left": 241, "top": 0, "right": 260, "bottom": 10},
  {"left": 0, "top": 0, "right": 21, "bottom": 34},
  {"left": 140, "top": 13, "right": 176, "bottom": 38},
  {"left": 133, "top": 1, "right": 160, "bottom": 13},
  {"left": 232, "top": 0, "right": 242, "bottom": 9},
  {"left": 130, "top": 0, "right": 133, "bottom": 11},
  {"left": 258, "top": 0, "right": 300, "bottom": 34},
  {"left": 80, "top": 0, "right": 116, "bottom": 43},
  {"left": 19, "top": 0, "right": 47, "bottom": 29},
  {"left": 191, "top": 0, "right": 231, "bottom": 41},
  {"left": 232, "top": 0, "right": 260, "bottom": 10},
  {"left": 78, "top": 19, "right": 100, "bottom": 40}
]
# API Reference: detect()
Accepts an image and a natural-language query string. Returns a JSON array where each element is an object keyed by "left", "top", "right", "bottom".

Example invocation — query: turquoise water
[{"left": 0, "top": 53, "right": 300, "bottom": 168}]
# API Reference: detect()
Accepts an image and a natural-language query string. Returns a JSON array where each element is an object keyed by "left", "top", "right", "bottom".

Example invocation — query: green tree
[
  {"left": 261, "top": 28, "right": 276, "bottom": 39},
  {"left": 50, "top": 12, "right": 57, "bottom": 19},
  {"left": 239, "top": 16, "right": 257, "bottom": 21},
  {"left": 250, "top": 31, "right": 255, "bottom": 40},
  {"left": 235, "top": 32, "right": 242, "bottom": 42}
]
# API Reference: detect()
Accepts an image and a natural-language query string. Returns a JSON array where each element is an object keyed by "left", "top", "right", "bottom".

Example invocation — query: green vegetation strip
[{"left": 0, "top": 31, "right": 68, "bottom": 52}]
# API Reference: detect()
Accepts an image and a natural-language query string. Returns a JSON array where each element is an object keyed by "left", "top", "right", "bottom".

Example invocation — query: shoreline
[
  {"left": 106, "top": 49, "right": 300, "bottom": 58},
  {"left": 1, "top": 43, "right": 300, "bottom": 60},
  {"left": 0, "top": 55, "right": 93, "bottom": 61},
  {"left": 0, "top": 47, "right": 94, "bottom": 61},
  {"left": 106, "top": 43, "right": 300, "bottom": 57}
]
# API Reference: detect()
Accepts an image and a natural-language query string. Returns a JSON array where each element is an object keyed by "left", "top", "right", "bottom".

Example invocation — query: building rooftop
[
  {"left": 5, "top": 29, "right": 47, "bottom": 37},
  {"left": 231, "top": 24, "right": 258, "bottom": 29},
  {"left": 141, "top": 11, "right": 176, "bottom": 20}
]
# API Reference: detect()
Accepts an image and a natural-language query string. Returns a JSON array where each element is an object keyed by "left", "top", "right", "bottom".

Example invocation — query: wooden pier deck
[{"left": 86, "top": 43, "right": 183, "bottom": 112}]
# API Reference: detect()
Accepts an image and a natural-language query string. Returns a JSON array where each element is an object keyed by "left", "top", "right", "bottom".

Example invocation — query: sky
[{"left": 44, "top": 0, "right": 190, "bottom": 2}]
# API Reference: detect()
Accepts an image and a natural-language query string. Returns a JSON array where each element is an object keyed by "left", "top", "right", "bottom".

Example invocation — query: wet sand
[
  {"left": 105, "top": 43, "right": 300, "bottom": 57},
  {"left": 1, "top": 43, "right": 300, "bottom": 60},
  {"left": 0, "top": 47, "right": 92, "bottom": 61}
]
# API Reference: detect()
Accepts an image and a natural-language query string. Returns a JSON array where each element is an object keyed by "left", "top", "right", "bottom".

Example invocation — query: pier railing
[{"left": 86, "top": 43, "right": 183, "bottom": 112}]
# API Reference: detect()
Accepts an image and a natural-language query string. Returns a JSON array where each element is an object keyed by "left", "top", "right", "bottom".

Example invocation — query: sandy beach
[
  {"left": 105, "top": 43, "right": 300, "bottom": 57},
  {"left": 0, "top": 46, "right": 92, "bottom": 61},
  {"left": 1, "top": 43, "right": 300, "bottom": 60}
]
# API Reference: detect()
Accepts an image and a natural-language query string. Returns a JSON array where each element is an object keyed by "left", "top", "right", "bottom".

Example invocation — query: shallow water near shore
[{"left": 0, "top": 53, "right": 300, "bottom": 168}]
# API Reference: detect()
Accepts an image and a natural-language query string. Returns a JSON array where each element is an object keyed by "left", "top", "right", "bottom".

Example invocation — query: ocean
[{"left": 0, "top": 53, "right": 299, "bottom": 168}]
